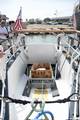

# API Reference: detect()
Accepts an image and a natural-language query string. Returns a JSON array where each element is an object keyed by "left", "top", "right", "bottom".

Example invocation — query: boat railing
[
  {"left": 0, "top": 34, "right": 26, "bottom": 120},
  {"left": 63, "top": 35, "right": 80, "bottom": 119},
  {"left": 68, "top": 63, "right": 80, "bottom": 119},
  {"left": 0, "top": 37, "right": 12, "bottom": 44},
  {"left": 73, "top": 64, "right": 80, "bottom": 119},
  {"left": 62, "top": 35, "right": 80, "bottom": 58},
  {"left": 62, "top": 35, "right": 80, "bottom": 72},
  {"left": 1, "top": 34, "right": 25, "bottom": 62},
  {"left": 0, "top": 79, "right": 6, "bottom": 120},
  {"left": 0, "top": 33, "right": 26, "bottom": 67}
]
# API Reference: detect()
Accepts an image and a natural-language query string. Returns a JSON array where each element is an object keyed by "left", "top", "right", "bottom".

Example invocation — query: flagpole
[{"left": 20, "top": 6, "right": 22, "bottom": 20}]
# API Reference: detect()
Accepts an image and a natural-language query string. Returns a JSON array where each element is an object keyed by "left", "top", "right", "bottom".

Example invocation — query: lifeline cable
[{"left": 0, "top": 93, "right": 79, "bottom": 105}]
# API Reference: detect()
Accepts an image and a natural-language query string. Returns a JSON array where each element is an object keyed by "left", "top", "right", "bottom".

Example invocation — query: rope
[
  {"left": 24, "top": 104, "right": 37, "bottom": 120},
  {"left": 0, "top": 93, "right": 79, "bottom": 105},
  {"left": 31, "top": 99, "right": 45, "bottom": 112},
  {"left": 33, "top": 111, "right": 54, "bottom": 120}
]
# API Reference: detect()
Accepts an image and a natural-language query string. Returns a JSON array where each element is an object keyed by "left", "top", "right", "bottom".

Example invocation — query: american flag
[{"left": 14, "top": 7, "right": 23, "bottom": 31}]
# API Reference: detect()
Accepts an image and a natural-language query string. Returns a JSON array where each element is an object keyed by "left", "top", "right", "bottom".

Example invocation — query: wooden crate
[{"left": 31, "top": 64, "right": 52, "bottom": 78}]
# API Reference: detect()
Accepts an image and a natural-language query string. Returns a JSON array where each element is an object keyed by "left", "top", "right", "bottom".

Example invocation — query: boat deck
[{"left": 13, "top": 54, "right": 73, "bottom": 120}]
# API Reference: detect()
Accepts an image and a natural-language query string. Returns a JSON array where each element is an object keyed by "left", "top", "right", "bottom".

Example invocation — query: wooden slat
[{"left": 14, "top": 28, "right": 76, "bottom": 34}]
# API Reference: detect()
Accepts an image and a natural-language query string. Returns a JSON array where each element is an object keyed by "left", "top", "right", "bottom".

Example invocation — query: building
[{"left": 52, "top": 16, "right": 72, "bottom": 24}]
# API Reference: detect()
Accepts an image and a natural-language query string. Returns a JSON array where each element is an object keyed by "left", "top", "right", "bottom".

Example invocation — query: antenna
[{"left": 54, "top": 10, "right": 58, "bottom": 18}]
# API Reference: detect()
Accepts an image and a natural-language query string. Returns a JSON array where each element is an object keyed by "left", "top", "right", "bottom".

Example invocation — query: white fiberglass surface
[{"left": 14, "top": 55, "right": 73, "bottom": 120}]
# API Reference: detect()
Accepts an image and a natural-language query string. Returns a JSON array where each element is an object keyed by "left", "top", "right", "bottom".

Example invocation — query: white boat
[{"left": 0, "top": 33, "right": 80, "bottom": 120}]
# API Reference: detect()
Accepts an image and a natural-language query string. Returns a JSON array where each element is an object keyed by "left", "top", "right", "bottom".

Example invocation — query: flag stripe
[{"left": 14, "top": 7, "right": 23, "bottom": 31}]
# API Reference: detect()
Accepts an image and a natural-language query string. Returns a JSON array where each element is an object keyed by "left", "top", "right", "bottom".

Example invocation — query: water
[
  {"left": 25, "top": 34, "right": 76, "bottom": 44},
  {"left": 25, "top": 35, "right": 58, "bottom": 44}
]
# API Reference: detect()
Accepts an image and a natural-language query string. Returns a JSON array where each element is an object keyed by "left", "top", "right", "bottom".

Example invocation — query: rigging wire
[{"left": 0, "top": 93, "right": 79, "bottom": 105}]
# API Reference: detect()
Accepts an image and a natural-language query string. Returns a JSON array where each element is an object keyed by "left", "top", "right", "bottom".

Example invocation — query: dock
[
  {"left": 15, "top": 28, "right": 76, "bottom": 34},
  {"left": 13, "top": 24, "right": 80, "bottom": 34}
]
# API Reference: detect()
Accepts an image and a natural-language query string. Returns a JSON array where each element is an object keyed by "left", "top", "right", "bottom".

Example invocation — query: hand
[{"left": 0, "top": 52, "right": 5, "bottom": 58}]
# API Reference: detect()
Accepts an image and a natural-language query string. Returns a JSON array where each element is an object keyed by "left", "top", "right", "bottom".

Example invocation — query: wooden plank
[
  {"left": 14, "top": 28, "right": 76, "bottom": 34},
  {"left": 76, "top": 30, "right": 80, "bottom": 34}
]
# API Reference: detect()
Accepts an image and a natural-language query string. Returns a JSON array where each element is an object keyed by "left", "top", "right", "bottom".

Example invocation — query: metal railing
[
  {"left": 73, "top": 64, "right": 80, "bottom": 119},
  {"left": 61, "top": 35, "right": 80, "bottom": 119},
  {"left": 0, "top": 34, "right": 26, "bottom": 120}
]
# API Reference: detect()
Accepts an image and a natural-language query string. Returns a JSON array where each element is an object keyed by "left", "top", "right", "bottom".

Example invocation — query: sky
[{"left": 0, "top": 0, "right": 76, "bottom": 21}]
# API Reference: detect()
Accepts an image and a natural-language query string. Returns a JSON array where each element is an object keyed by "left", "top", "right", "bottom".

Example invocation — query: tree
[
  {"left": 35, "top": 18, "right": 42, "bottom": 24},
  {"left": 26, "top": 19, "right": 28, "bottom": 22},
  {"left": 28, "top": 19, "right": 35, "bottom": 24},
  {"left": 43, "top": 17, "right": 51, "bottom": 23}
]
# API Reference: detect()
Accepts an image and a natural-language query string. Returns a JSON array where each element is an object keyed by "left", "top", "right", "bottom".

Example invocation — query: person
[
  {"left": 0, "top": 20, "right": 9, "bottom": 51},
  {"left": 0, "top": 20, "right": 9, "bottom": 40},
  {"left": 0, "top": 43, "right": 5, "bottom": 58}
]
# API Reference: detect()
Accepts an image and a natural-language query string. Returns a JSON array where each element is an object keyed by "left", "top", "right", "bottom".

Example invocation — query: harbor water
[{"left": 25, "top": 34, "right": 76, "bottom": 44}]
